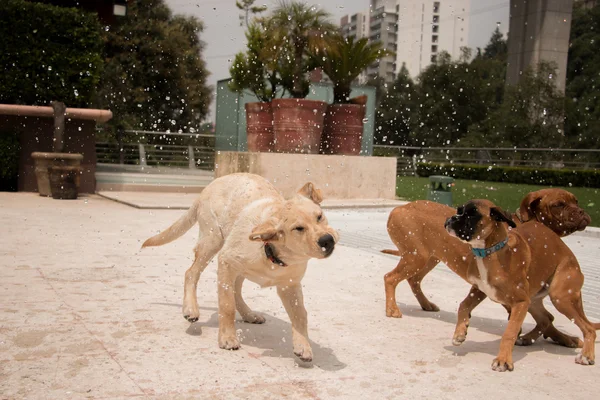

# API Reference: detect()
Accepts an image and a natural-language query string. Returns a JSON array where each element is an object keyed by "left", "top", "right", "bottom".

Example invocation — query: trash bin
[{"left": 426, "top": 175, "right": 454, "bottom": 206}]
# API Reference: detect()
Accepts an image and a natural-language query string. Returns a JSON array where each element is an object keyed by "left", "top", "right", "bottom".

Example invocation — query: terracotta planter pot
[
  {"left": 272, "top": 98, "right": 328, "bottom": 154},
  {"left": 245, "top": 102, "right": 274, "bottom": 152},
  {"left": 321, "top": 104, "right": 366, "bottom": 155},
  {"left": 48, "top": 165, "right": 81, "bottom": 200},
  {"left": 31, "top": 152, "right": 83, "bottom": 196}
]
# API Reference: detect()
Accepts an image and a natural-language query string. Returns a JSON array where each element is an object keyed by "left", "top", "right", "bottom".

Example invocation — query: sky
[{"left": 164, "top": 0, "right": 510, "bottom": 122}]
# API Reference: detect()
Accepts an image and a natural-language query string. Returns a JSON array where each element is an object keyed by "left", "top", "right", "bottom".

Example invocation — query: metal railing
[
  {"left": 96, "top": 131, "right": 216, "bottom": 171},
  {"left": 373, "top": 145, "right": 600, "bottom": 176}
]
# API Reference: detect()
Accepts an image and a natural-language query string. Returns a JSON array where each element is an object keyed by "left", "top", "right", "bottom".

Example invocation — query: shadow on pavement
[{"left": 152, "top": 303, "right": 347, "bottom": 371}]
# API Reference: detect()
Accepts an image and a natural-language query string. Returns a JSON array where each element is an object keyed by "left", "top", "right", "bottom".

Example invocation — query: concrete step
[{"left": 95, "top": 171, "right": 213, "bottom": 193}]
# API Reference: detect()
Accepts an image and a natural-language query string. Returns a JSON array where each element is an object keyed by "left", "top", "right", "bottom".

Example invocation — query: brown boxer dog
[
  {"left": 444, "top": 199, "right": 598, "bottom": 371},
  {"left": 383, "top": 189, "right": 590, "bottom": 320}
]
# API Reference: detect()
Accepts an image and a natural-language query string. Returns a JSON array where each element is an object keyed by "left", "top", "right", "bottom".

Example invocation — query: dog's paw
[
  {"left": 421, "top": 302, "right": 440, "bottom": 312},
  {"left": 551, "top": 335, "right": 583, "bottom": 349},
  {"left": 293, "top": 342, "right": 313, "bottom": 362},
  {"left": 182, "top": 304, "right": 200, "bottom": 323},
  {"left": 452, "top": 334, "right": 466, "bottom": 346},
  {"left": 491, "top": 357, "right": 514, "bottom": 372},
  {"left": 242, "top": 312, "right": 266, "bottom": 324},
  {"left": 219, "top": 335, "right": 241, "bottom": 351},
  {"left": 575, "top": 354, "right": 595, "bottom": 366},
  {"left": 386, "top": 307, "right": 402, "bottom": 318}
]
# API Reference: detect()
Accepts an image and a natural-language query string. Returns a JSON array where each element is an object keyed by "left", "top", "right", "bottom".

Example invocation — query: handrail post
[
  {"left": 138, "top": 143, "right": 147, "bottom": 166},
  {"left": 188, "top": 145, "right": 195, "bottom": 169}
]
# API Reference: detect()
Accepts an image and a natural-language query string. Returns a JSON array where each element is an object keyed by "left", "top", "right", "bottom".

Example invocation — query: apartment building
[
  {"left": 340, "top": 0, "right": 471, "bottom": 82},
  {"left": 366, "top": 0, "right": 398, "bottom": 82},
  {"left": 396, "top": 0, "right": 470, "bottom": 77},
  {"left": 340, "top": 12, "right": 369, "bottom": 40}
]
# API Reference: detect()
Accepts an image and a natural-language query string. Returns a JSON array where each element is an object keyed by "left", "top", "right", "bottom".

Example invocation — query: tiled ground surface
[{"left": 1, "top": 194, "right": 599, "bottom": 399}]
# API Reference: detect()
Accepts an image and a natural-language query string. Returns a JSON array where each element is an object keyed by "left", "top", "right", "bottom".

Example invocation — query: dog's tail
[
  {"left": 381, "top": 249, "right": 401, "bottom": 256},
  {"left": 142, "top": 200, "right": 200, "bottom": 248}
]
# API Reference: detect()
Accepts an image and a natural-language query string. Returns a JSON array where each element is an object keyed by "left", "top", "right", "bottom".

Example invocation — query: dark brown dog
[
  {"left": 445, "top": 199, "right": 598, "bottom": 371},
  {"left": 383, "top": 189, "right": 590, "bottom": 318}
]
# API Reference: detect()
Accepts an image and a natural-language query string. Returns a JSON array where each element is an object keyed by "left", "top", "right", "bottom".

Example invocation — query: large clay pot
[
  {"left": 272, "top": 98, "right": 328, "bottom": 154},
  {"left": 245, "top": 102, "right": 274, "bottom": 152},
  {"left": 31, "top": 152, "right": 83, "bottom": 196},
  {"left": 321, "top": 104, "right": 366, "bottom": 155},
  {"left": 48, "top": 165, "right": 81, "bottom": 200}
]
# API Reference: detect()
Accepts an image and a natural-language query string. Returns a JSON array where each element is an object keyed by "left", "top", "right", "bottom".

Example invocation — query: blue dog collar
[{"left": 471, "top": 238, "right": 509, "bottom": 258}]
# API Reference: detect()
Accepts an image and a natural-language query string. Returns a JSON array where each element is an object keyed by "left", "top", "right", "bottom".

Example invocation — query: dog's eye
[
  {"left": 317, "top": 214, "right": 323, "bottom": 222},
  {"left": 294, "top": 226, "right": 305, "bottom": 232},
  {"left": 553, "top": 202, "right": 564, "bottom": 208},
  {"left": 457, "top": 206, "right": 464, "bottom": 215}
]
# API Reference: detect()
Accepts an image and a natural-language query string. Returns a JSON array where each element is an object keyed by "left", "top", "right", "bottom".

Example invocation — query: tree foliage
[
  {"left": 375, "top": 26, "right": 569, "bottom": 149},
  {"left": 374, "top": 64, "right": 416, "bottom": 146},
  {"left": 229, "top": 22, "right": 286, "bottom": 102},
  {"left": 236, "top": 0, "right": 267, "bottom": 26},
  {"left": 266, "top": 1, "right": 337, "bottom": 98},
  {"left": 482, "top": 27, "right": 508, "bottom": 61},
  {"left": 95, "top": 0, "right": 211, "bottom": 134},
  {"left": 0, "top": 0, "right": 103, "bottom": 107},
  {"left": 311, "top": 35, "right": 394, "bottom": 103},
  {"left": 565, "top": 2, "right": 600, "bottom": 150}
]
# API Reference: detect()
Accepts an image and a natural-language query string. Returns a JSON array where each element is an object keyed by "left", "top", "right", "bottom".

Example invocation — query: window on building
[
  {"left": 432, "top": 35, "right": 438, "bottom": 43},
  {"left": 433, "top": 15, "right": 439, "bottom": 23},
  {"left": 434, "top": 2, "right": 440, "bottom": 13},
  {"left": 432, "top": 25, "right": 439, "bottom": 33},
  {"left": 431, "top": 54, "right": 437, "bottom": 63},
  {"left": 431, "top": 45, "right": 438, "bottom": 53}
]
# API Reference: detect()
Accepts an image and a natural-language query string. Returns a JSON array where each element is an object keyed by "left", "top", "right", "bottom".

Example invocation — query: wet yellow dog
[{"left": 143, "top": 173, "right": 338, "bottom": 362}]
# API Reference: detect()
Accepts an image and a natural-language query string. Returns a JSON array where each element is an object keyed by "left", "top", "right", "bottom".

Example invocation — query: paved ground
[{"left": 1, "top": 193, "right": 600, "bottom": 399}]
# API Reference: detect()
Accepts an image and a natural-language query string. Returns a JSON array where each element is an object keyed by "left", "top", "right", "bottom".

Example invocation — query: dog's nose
[{"left": 318, "top": 234, "right": 335, "bottom": 252}]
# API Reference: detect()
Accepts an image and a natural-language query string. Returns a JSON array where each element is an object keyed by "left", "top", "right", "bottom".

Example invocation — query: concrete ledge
[
  {"left": 97, "top": 191, "right": 407, "bottom": 210},
  {"left": 215, "top": 151, "right": 397, "bottom": 200}
]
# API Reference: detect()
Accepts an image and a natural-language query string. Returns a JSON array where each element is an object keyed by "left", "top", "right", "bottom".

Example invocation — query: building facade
[{"left": 340, "top": 0, "right": 471, "bottom": 82}]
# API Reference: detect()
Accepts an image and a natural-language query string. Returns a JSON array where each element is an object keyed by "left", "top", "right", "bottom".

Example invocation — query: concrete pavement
[{"left": 1, "top": 193, "right": 599, "bottom": 399}]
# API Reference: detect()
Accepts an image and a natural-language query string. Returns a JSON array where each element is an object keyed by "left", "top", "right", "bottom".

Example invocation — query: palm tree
[
  {"left": 314, "top": 35, "right": 394, "bottom": 104},
  {"left": 267, "top": 1, "right": 337, "bottom": 98}
]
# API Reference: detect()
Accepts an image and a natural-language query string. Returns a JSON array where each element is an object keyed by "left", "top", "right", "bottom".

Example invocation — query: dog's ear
[
  {"left": 249, "top": 219, "right": 281, "bottom": 242},
  {"left": 298, "top": 182, "right": 323, "bottom": 204},
  {"left": 490, "top": 207, "right": 517, "bottom": 228},
  {"left": 519, "top": 192, "right": 543, "bottom": 222}
]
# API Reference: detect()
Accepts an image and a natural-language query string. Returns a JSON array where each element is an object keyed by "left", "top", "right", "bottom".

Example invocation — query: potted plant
[
  {"left": 31, "top": 101, "right": 82, "bottom": 198},
  {"left": 229, "top": 22, "right": 284, "bottom": 152},
  {"left": 266, "top": 1, "right": 337, "bottom": 154},
  {"left": 313, "top": 35, "right": 393, "bottom": 155}
]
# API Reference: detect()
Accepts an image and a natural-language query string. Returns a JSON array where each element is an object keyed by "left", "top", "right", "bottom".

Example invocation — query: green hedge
[
  {"left": 0, "top": 132, "right": 20, "bottom": 191},
  {"left": 0, "top": 0, "right": 103, "bottom": 107},
  {"left": 416, "top": 162, "right": 600, "bottom": 188}
]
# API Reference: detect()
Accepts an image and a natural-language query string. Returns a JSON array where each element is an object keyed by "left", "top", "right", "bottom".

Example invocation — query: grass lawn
[{"left": 396, "top": 176, "right": 600, "bottom": 227}]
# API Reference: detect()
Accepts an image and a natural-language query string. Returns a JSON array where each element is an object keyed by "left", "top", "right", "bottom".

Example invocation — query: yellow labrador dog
[{"left": 142, "top": 173, "right": 338, "bottom": 362}]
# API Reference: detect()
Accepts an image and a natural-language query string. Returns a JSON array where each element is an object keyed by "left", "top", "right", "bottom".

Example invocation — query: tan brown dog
[
  {"left": 382, "top": 188, "right": 590, "bottom": 318},
  {"left": 142, "top": 173, "right": 338, "bottom": 362},
  {"left": 445, "top": 199, "right": 598, "bottom": 371}
]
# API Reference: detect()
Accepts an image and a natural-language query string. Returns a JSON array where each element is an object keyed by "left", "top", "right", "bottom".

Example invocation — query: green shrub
[
  {"left": 0, "top": 132, "right": 20, "bottom": 191},
  {"left": 416, "top": 162, "right": 600, "bottom": 188},
  {"left": 0, "top": 0, "right": 103, "bottom": 107}
]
